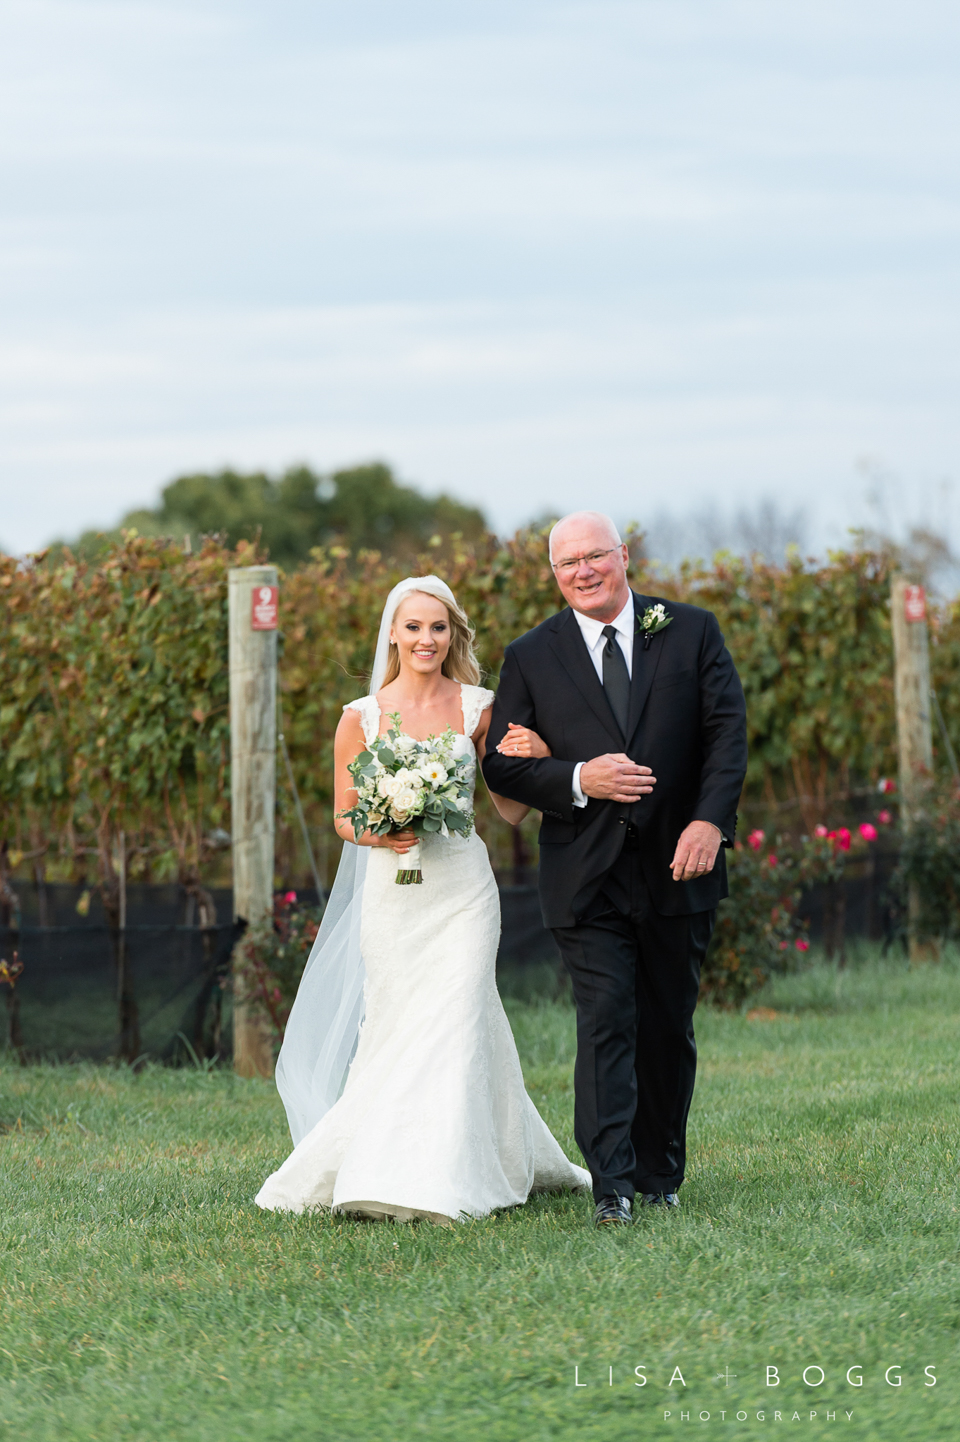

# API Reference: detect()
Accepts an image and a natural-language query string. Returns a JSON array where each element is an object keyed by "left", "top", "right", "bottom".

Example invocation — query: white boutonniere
[{"left": 638, "top": 603, "right": 672, "bottom": 648}]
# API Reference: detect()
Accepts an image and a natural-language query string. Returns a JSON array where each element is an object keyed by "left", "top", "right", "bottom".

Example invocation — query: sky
[{"left": 2, "top": 0, "right": 960, "bottom": 555}]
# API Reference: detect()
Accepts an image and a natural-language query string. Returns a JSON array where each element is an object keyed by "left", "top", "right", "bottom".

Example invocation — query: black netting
[
  {"left": 0, "top": 862, "right": 898, "bottom": 1061},
  {"left": 0, "top": 881, "right": 561, "bottom": 1061},
  {"left": 1, "top": 922, "right": 239, "bottom": 1063}
]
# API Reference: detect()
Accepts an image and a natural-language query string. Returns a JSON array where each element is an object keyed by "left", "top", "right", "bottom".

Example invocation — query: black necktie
[{"left": 601, "top": 624, "right": 630, "bottom": 737}]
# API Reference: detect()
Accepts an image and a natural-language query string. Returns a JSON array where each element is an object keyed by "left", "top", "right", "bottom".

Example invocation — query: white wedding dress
[{"left": 256, "top": 683, "right": 590, "bottom": 1223}]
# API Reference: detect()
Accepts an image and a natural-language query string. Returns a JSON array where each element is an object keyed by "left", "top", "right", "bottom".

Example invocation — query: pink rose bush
[
  {"left": 701, "top": 831, "right": 843, "bottom": 1007},
  {"left": 701, "top": 808, "right": 885, "bottom": 1006}
]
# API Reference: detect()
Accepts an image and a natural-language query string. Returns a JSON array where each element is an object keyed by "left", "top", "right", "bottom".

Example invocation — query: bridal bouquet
[{"left": 340, "top": 713, "right": 475, "bottom": 883}]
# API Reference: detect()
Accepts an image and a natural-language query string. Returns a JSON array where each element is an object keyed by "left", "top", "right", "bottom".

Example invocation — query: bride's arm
[
  {"left": 472, "top": 710, "right": 551, "bottom": 827},
  {"left": 333, "top": 710, "right": 416, "bottom": 855}
]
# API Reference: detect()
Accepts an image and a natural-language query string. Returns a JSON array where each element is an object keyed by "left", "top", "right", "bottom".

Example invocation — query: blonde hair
[{"left": 382, "top": 587, "right": 481, "bottom": 687}]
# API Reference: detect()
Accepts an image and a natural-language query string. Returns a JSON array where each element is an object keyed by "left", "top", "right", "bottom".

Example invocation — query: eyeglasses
[{"left": 551, "top": 547, "right": 620, "bottom": 579}]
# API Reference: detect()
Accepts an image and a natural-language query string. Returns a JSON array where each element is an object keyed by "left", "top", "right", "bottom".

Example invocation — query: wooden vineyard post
[
  {"left": 890, "top": 577, "right": 935, "bottom": 963},
  {"left": 229, "top": 566, "right": 279, "bottom": 1076}
]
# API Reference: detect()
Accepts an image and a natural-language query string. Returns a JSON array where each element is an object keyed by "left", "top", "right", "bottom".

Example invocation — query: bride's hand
[
  {"left": 370, "top": 828, "right": 417, "bottom": 854},
  {"left": 496, "top": 722, "right": 551, "bottom": 759}
]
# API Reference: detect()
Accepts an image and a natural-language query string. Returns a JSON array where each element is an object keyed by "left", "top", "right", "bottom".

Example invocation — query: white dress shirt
[{"left": 570, "top": 593, "right": 634, "bottom": 808}]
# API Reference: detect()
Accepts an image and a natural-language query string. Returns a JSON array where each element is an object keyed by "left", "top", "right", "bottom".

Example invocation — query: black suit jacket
[{"left": 481, "top": 591, "right": 748, "bottom": 928}]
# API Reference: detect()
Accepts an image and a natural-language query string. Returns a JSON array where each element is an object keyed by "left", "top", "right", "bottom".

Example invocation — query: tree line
[{"left": 52, "top": 463, "right": 486, "bottom": 572}]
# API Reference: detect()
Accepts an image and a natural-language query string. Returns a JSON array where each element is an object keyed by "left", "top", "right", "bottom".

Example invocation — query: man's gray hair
[{"left": 548, "top": 511, "right": 622, "bottom": 562}]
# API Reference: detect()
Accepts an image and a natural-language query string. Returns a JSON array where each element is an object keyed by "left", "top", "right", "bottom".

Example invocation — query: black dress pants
[{"left": 551, "top": 829, "right": 715, "bottom": 1202}]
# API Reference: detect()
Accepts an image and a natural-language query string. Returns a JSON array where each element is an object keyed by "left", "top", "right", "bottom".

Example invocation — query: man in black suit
[{"left": 482, "top": 512, "right": 747, "bottom": 1226}]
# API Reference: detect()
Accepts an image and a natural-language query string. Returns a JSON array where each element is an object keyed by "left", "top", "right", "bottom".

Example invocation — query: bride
[{"left": 256, "top": 574, "right": 590, "bottom": 1223}]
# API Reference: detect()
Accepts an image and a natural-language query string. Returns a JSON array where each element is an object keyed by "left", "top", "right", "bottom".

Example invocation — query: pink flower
[
  {"left": 779, "top": 940, "right": 789, "bottom": 950},
  {"left": 272, "top": 987, "right": 282, "bottom": 1003},
  {"left": 768, "top": 853, "right": 778, "bottom": 868},
  {"left": 795, "top": 938, "right": 810, "bottom": 952},
  {"left": 835, "top": 828, "right": 852, "bottom": 851},
  {"left": 877, "top": 809, "right": 892, "bottom": 825},
  {"left": 878, "top": 777, "right": 896, "bottom": 794},
  {"left": 814, "top": 824, "right": 829, "bottom": 837},
  {"left": 747, "top": 829, "right": 765, "bottom": 851},
  {"left": 283, "top": 890, "right": 297, "bottom": 904},
  {"left": 859, "top": 822, "right": 878, "bottom": 841}
]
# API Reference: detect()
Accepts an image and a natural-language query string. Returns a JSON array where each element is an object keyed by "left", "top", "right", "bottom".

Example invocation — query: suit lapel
[
  {"left": 547, "top": 609, "right": 624, "bottom": 746},
  {"left": 625, "top": 592, "right": 665, "bottom": 747}
]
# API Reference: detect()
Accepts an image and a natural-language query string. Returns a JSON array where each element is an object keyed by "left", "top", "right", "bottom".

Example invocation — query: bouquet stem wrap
[{"left": 395, "top": 840, "right": 423, "bottom": 885}]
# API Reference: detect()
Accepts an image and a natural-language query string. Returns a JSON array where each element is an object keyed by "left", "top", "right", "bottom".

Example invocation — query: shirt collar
[{"left": 570, "top": 592, "right": 635, "bottom": 651}]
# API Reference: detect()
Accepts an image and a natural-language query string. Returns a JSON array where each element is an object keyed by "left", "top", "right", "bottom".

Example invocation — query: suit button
[{"left": 619, "top": 818, "right": 626, "bottom": 824}]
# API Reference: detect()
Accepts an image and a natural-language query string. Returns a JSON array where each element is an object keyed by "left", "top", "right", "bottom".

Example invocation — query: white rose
[
  {"left": 394, "top": 767, "right": 423, "bottom": 790},
  {"left": 377, "top": 774, "right": 402, "bottom": 800},
  {"left": 394, "top": 788, "right": 420, "bottom": 813},
  {"left": 393, "top": 734, "right": 417, "bottom": 757}
]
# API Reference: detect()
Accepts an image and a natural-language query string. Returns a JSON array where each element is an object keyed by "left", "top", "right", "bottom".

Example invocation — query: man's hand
[
  {"left": 580, "top": 754, "right": 656, "bottom": 803},
  {"left": 670, "top": 820, "right": 722, "bottom": 881}
]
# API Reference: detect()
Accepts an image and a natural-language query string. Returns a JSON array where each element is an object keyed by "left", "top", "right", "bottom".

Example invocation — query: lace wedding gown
[{"left": 256, "top": 683, "right": 590, "bottom": 1223}]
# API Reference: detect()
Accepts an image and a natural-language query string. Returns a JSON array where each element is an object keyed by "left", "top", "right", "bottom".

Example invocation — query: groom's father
[{"left": 482, "top": 512, "right": 747, "bottom": 1226}]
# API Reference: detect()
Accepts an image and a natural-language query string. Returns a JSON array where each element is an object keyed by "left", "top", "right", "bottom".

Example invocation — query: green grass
[{"left": 2, "top": 948, "right": 959, "bottom": 1441}]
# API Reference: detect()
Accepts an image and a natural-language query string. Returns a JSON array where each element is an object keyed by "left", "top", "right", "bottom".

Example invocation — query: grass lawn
[{"left": 1, "top": 947, "right": 959, "bottom": 1441}]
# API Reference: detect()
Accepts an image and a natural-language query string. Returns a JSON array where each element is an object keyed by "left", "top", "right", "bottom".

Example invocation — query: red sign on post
[
  {"left": 903, "top": 584, "right": 926, "bottom": 623},
  {"left": 251, "top": 585, "right": 278, "bottom": 631}
]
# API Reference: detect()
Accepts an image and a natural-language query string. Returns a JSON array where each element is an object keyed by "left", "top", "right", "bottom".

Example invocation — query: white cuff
[{"left": 572, "top": 762, "right": 588, "bottom": 809}]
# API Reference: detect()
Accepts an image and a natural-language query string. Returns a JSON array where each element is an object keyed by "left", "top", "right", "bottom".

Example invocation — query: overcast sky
[{"left": 2, "top": 0, "right": 959, "bottom": 554}]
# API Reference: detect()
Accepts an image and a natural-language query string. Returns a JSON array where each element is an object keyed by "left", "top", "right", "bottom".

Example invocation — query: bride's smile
[{"left": 392, "top": 594, "right": 451, "bottom": 675}]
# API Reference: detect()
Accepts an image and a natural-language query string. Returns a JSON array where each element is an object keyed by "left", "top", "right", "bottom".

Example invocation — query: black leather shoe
[
  {"left": 593, "top": 1193, "right": 633, "bottom": 1227},
  {"left": 640, "top": 1191, "right": 680, "bottom": 1209}
]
